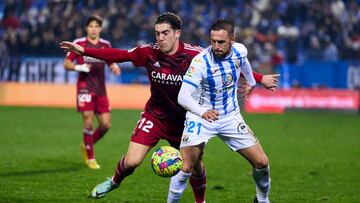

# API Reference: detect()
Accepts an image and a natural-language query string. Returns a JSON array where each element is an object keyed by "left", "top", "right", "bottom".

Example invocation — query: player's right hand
[
  {"left": 74, "top": 64, "right": 91, "bottom": 73},
  {"left": 261, "top": 74, "right": 280, "bottom": 92},
  {"left": 60, "top": 41, "right": 85, "bottom": 55},
  {"left": 202, "top": 109, "right": 219, "bottom": 122}
]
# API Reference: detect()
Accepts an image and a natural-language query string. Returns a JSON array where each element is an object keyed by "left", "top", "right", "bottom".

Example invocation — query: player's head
[
  {"left": 85, "top": 15, "right": 102, "bottom": 40},
  {"left": 154, "top": 12, "right": 182, "bottom": 55},
  {"left": 210, "top": 19, "right": 235, "bottom": 59}
]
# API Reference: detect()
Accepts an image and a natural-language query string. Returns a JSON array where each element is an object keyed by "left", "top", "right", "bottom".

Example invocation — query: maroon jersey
[
  {"left": 84, "top": 41, "right": 202, "bottom": 122},
  {"left": 67, "top": 37, "right": 113, "bottom": 96}
]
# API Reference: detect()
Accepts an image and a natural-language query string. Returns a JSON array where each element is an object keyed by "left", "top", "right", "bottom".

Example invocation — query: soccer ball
[{"left": 151, "top": 146, "right": 183, "bottom": 177}]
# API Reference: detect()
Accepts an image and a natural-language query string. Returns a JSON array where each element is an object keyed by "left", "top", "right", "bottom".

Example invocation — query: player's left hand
[
  {"left": 261, "top": 74, "right": 280, "bottom": 92},
  {"left": 110, "top": 63, "right": 121, "bottom": 75},
  {"left": 202, "top": 109, "right": 219, "bottom": 122}
]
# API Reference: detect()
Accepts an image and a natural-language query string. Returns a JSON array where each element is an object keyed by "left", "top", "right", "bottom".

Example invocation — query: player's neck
[
  {"left": 165, "top": 41, "right": 180, "bottom": 56},
  {"left": 87, "top": 36, "right": 100, "bottom": 45}
]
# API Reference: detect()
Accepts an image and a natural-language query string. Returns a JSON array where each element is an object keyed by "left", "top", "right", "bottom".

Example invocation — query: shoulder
[
  {"left": 72, "top": 37, "right": 86, "bottom": 45},
  {"left": 129, "top": 43, "right": 158, "bottom": 53},
  {"left": 99, "top": 38, "right": 111, "bottom": 47},
  {"left": 192, "top": 46, "right": 212, "bottom": 63},
  {"left": 188, "top": 48, "right": 211, "bottom": 72},
  {"left": 232, "top": 42, "right": 248, "bottom": 57},
  {"left": 183, "top": 42, "right": 203, "bottom": 56}
]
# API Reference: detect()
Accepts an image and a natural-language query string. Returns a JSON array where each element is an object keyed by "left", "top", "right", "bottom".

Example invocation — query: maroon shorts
[
  {"left": 77, "top": 92, "right": 110, "bottom": 114},
  {"left": 130, "top": 111, "right": 184, "bottom": 149}
]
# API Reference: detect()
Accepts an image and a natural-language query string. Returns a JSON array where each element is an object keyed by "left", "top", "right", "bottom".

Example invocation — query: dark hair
[
  {"left": 155, "top": 12, "right": 182, "bottom": 30},
  {"left": 86, "top": 15, "right": 102, "bottom": 27},
  {"left": 210, "top": 19, "right": 235, "bottom": 37}
]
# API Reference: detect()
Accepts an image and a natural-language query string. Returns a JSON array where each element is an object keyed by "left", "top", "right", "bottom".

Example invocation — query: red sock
[
  {"left": 112, "top": 156, "right": 135, "bottom": 184},
  {"left": 83, "top": 128, "right": 94, "bottom": 160},
  {"left": 190, "top": 168, "right": 206, "bottom": 203},
  {"left": 93, "top": 127, "right": 108, "bottom": 144}
]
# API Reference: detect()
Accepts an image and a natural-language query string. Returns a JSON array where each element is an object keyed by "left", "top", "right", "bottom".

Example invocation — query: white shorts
[{"left": 180, "top": 110, "right": 257, "bottom": 151}]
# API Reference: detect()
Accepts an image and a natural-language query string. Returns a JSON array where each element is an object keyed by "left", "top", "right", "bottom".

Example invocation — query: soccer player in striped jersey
[
  {"left": 64, "top": 16, "right": 120, "bottom": 169},
  {"left": 60, "top": 13, "right": 277, "bottom": 202},
  {"left": 168, "top": 20, "right": 271, "bottom": 203}
]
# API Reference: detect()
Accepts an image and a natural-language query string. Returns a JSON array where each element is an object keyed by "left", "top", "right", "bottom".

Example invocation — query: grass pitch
[{"left": 0, "top": 106, "right": 359, "bottom": 202}]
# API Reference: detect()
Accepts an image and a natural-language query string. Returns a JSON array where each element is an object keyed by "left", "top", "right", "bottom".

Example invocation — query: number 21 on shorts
[{"left": 185, "top": 120, "right": 202, "bottom": 135}]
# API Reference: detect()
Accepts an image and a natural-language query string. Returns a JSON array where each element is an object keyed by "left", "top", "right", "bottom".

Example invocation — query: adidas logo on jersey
[{"left": 153, "top": 61, "right": 160, "bottom": 67}]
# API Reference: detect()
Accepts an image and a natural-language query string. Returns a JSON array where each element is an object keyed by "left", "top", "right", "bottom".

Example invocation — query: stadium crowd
[{"left": 1, "top": 0, "right": 359, "bottom": 73}]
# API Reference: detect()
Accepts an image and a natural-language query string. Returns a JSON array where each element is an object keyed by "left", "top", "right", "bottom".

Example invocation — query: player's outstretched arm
[{"left": 60, "top": 41, "right": 85, "bottom": 55}]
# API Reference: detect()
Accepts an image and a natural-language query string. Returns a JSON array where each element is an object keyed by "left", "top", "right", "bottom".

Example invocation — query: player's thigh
[
  {"left": 96, "top": 112, "right": 111, "bottom": 128},
  {"left": 237, "top": 143, "right": 269, "bottom": 168},
  {"left": 81, "top": 111, "right": 95, "bottom": 128},
  {"left": 218, "top": 114, "right": 257, "bottom": 151},
  {"left": 181, "top": 145, "right": 203, "bottom": 172},
  {"left": 124, "top": 141, "right": 153, "bottom": 168}
]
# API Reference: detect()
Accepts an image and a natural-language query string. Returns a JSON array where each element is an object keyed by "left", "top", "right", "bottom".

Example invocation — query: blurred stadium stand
[{"left": 0, "top": 0, "right": 359, "bottom": 111}]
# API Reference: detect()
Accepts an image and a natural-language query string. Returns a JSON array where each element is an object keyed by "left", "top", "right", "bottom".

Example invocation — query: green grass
[{"left": 0, "top": 106, "right": 359, "bottom": 202}]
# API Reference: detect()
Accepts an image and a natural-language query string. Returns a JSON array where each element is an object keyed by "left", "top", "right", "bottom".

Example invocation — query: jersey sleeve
[
  {"left": 182, "top": 57, "right": 204, "bottom": 89},
  {"left": 242, "top": 57, "right": 256, "bottom": 87},
  {"left": 178, "top": 82, "right": 207, "bottom": 117},
  {"left": 179, "top": 56, "right": 208, "bottom": 117},
  {"left": 104, "top": 41, "right": 115, "bottom": 66},
  {"left": 83, "top": 45, "right": 149, "bottom": 66},
  {"left": 66, "top": 41, "right": 81, "bottom": 62},
  {"left": 66, "top": 51, "right": 77, "bottom": 62},
  {"left": 235, "top": 43, "right": 256, "bottom": 86}
]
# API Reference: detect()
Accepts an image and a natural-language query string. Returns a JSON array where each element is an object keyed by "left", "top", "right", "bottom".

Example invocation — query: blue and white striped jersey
[{"left": 181, "top": 42, "right": 256, "bottom": 116}]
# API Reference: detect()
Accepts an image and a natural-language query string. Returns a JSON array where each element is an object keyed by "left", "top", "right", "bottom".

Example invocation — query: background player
[
  {"left": 60, "top": 13, "right": 276, "bottom": 202},
  {"left": 168, "top": 19, "right": 271, "bottom": 203},
  {"left": 64, "top": 15, "right": 120, "bottom": 169}
]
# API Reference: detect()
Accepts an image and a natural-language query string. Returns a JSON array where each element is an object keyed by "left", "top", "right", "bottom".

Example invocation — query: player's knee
[
  {"left": 100, "top": 121, "right": 111, "bottom": 130},
  {"left": 254, "top": 156, "right": 269, "bottom": 169},
  {"left": 182, "top": 162, "right": 194, "bottom": 173},
  {"left": 83, "top": 122, "right": 93, "bottom": 130},
  {"left": 191, "top": 161, "right": 204, "bottom": 176},
  {"left": 124, "top": 157, "right": 142, "bottom": 169}
]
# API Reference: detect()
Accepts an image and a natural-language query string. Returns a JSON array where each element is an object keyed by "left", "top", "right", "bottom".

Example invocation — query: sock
[
  {"left": 253, "top": 165, "right": 271, "bottom": 203},
  {"left": 190, "top": 168, "right": 206, "bottom": 203},
  {"left": 93, "top": 127, "right": 108, "bottom": 144},
  {"left": 112, "top": 156, "right": 135, "bottom": 184},
  {"left": 167, "top": 170, "right": 192, "bottom": 203},
  {"left": 83, "top": 128, "right": 94, "bottom": 160}
]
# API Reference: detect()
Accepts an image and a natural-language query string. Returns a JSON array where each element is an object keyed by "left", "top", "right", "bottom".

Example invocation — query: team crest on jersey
[
  {"left": 186, "top": 66, "right": 195, "bottom": 77},
  {"left": 222, "top": 73, "right": 233, "bottom": 86}
]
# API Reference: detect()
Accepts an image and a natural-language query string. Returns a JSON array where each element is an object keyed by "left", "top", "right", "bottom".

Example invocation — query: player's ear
[
  {"left": 175, "top": 30, "right": 181, "bottom": 40},
  {"left": 230, "top": 33, "right": 235, "bottom": 43}
]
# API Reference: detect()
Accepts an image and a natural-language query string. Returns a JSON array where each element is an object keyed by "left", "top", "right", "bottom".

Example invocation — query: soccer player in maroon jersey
[
  {"left": 61, "top": 13, "right": 278, "bottom": 202},
  {"left": 64, "top": 16, "right": 120, "bottom": 170}
]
